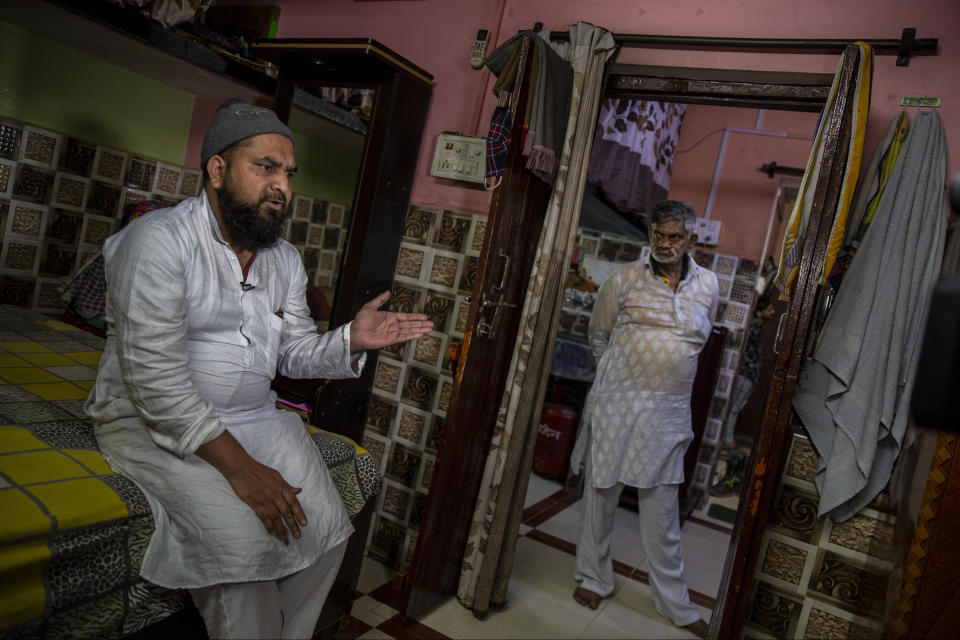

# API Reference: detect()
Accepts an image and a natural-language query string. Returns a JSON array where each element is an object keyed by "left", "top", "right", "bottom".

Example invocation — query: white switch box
[
  {"left": 694, "top": 217, "right": 722, "bottom": 245},
  {"left": 430, "top": 133, "right": 486, "bottom": 184}
]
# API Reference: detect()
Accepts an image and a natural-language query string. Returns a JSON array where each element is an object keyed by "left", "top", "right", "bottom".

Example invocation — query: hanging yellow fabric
[{"left": 774, "top": 41, "right": 872, "bottom": 297}]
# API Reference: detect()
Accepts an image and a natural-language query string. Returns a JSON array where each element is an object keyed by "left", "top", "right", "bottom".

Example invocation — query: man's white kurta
[
  {"left": 572, "top": 255, "right": 718, "bottom": 489},
  {"left": 86, "top": 192, "right": 363, "bottom": 589}
]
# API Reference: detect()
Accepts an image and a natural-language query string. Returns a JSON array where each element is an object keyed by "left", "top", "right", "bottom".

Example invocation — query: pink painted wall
[
  {"left": 217, "top": 0, "right": 958, "bottom": 222},
  {"left": 668, "top": 105, "right": 819, "bottom": 260}
]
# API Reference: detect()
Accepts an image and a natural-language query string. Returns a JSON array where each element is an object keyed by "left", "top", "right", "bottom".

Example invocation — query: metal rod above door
[{"left": 535, "top": 25, "right": 936, "bottom": 66}]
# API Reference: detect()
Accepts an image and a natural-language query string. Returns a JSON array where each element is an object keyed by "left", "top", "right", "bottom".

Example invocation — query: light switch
[{"left": 430, "top": 133, "right": 486, "bottom": 184}]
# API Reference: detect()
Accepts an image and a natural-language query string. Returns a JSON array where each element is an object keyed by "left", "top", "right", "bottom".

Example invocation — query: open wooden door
[
  {"left": 399, "top": 37, "right": 554, "bottom": 621},
  {"left": 710, "top": 43, "right": 864, "bottom": 638}
]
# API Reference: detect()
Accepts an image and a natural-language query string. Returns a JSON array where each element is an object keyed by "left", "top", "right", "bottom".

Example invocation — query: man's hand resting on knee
[{"left": 196, "top": 431, "right": 306, "bottom": 544}]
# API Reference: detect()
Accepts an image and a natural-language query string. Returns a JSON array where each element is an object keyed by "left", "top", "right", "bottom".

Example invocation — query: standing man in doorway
[
  {"left": 86, "top": 99, "right": 432, "bottom": 639},
  {"left": 570, "top": 200, "right": 719, "bottom": 638}
]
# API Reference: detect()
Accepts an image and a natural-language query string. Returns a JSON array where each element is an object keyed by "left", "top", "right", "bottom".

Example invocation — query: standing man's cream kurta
[
  {"left": 572, "top": 254, "right": 719, "bottom": 489},
  {"left": 86, "top": 192, "right": 362, "bottom": 589}
]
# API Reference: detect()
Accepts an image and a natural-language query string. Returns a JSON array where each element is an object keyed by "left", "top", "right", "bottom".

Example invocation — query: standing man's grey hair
[{"left": 649, "top": 200, "right": 697, "bottom": 235}]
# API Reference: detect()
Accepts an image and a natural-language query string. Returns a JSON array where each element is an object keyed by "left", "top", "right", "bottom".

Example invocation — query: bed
[{"left": 0, "top": 306, "right": 381, "bottom": 639}]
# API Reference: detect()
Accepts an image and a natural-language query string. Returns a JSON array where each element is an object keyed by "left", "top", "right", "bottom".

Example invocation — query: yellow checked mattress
[{"left": 0, "top": 307, "right": 381, "bottom": 639}]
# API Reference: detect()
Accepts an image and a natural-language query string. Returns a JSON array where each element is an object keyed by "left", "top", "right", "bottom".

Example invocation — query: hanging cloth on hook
[
  {"left": 484, "top": 29, "right": 573, "bottom": 184},
  {"left": 775, "top": 41, "right": 873, "bottom": 297}
]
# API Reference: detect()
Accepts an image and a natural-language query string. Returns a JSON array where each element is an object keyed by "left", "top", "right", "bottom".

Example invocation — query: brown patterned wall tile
[
  {"left": 397, "top": 247, "right": 425, "bottom": 280},
  {"left": 410, "top": 492, "right": 428, "bottom": 529},
  {"left": 420, "top": 456, "right": 435, "bottom": 491},
  {"left": 429, "top": 255, "right": 459, "bottom": 288},
  {"left": 458, "top": 255, "right": 478, "bottom": 295},
  {"left": 307, "top": 224, "right": 325, "bottom": 246},
  {"left": 386, "top": 444, "right": 422, "bottom": 488},
  {"left": 326, "top": 203, "right": 345, "bottom": 227},
  {"left": 397, "top": 409, "right": 427, "bottom": 444},
  {"left": 423, "top": 293, "right": 453, "bottom": 331},
  {"left": 579, "top": 236, "right": 599, "bottom": 256},
  {"left": 0, "top": 124, "right": 22, "bottom": 160},
  {"left": 365, "top": 396, "right": 397, "bottom": 437},
  {"left": 382, "top": 485, "right": 411, "bottom": 520},
  {"left": 617, "top": 242, "right": 642, "bottom": 262},
  {"left": 761, "top": 539, "right": 807, "bottom": 585},
  {"left": 786, "top": 438, "right": 818, "bottom": 482},
  {"left": 809, "top": 552, "right": 886, "bottom": 616},
  {"left": 380, "top": 339, "right": 407, "bottom": 361},
  {"left": 59, "top": 139, "right": 96, "bottom": 177},
  {"left": 319, "top": 250, "right": 337, "bottom": 271},
  {"left": 180, "top": 171, "right": 200, "bottom": 197},
  {"left": 368, "top": 515, "right": 404, "bottom": 567},
  {"left": 388, "top": 285, "right": 419, "bottom": 314},
  {"left": 310, "top": 200, "right": 327, "bottom": 224},
  {"left": 748, "top": 583, "right": 802, "bottom": 639},
  {"left": 598, "top": 239, "right": 621, "bottom": 261},
  {"left": 455, "top": 298, "right": 470, "bottom": 333},
  {"left": 438, "top": 380, "right": 454, "bottom": 413},
  {"left": 361, "top": 435, "right": 386, "bottom": 469},
  {"left": 122, "top": 188, "right": 151, "bottom": 209},
  {"left": 287, "top": 221, "right": 308, "bottom": 245},
  {"left": 155, "top": 166, "right": 180, "bottom": 194},
  {"left": 374, "top": 360, "right": 402, "bottom": 394},
  {"left": 294, "top": 196, "right": 312, "bottom": 220},
  {"left": 400, "top": 368, "right": 437, "bottom": 411},
  {"left": 95, "top": 149, "right": 126, "bottom": 183},
  {"left": 53, "top": 176, "right": 87, "bottom": 208},
  {"left": 125, "top": 157, "right": 157, "bottom": 191},
  {"left": 432, "top": 212, "right": 470, "bottom": 252},
  {"left": 770, "top": 485, "right": 821, "bottom": 543},
  {"left": 0, "top": 200, "right": 8, "bottom": 237},
  {"left": 11, "top": 205, "right": 45, "bottom": 238},
  {"left": 828, "top": 513, "right": 894, "bottom": 557},
  {"left": 0, "top": 275, "right": 35, "bottom": 307},
  {"left": 4, "top": 241, "right": 38, "bottom": 271},
  {"left": 412, "top": 335, "right": 442, "bottom": 368},
  {"left": 86, "top": 181, "right": 121, "bottom": 216},
  {"left": 83, "top": 218, "right": 114, "bottom": 246},
  {"left": 0, "top": 163, "right": 11, "bottom": 194},
  {"left": 471, "top": 218, "right": 486, "bottom": 252},
  {"left": 39, "top": 243, "right": 77, "bottom": 277},
  {"left": 426, "top": 418, "right": 443, "bottom": 453},
  {"left": 403, "top": 207, "right": 435, "bottom": 245},
  {"left": 14, "top": 165, "right": 54, "bottom": 204},
  {"left": 321, "top": 226, "right": 340, "bottom": 250},
  {"left": 35, "top": 279, "right": 63, "bottom": 309},
  {"left": 804, "top": 607, "right": 877, "bottom": 640},
  {"left": 23, "top": 130, "right": 58, "bottom": 165}
]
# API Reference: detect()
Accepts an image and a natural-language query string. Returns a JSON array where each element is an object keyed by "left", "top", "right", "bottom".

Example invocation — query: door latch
[{"left": 475, "top": 293, "right": 517, "bottom": 338}]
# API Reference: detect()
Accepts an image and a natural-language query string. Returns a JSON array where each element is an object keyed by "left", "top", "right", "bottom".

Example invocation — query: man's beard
[
  {"left": 216, "top": 181, "right": 289, "bottom": 251},
  {"left": 651, "top": 247, "right": 681, "bottom": 264}
]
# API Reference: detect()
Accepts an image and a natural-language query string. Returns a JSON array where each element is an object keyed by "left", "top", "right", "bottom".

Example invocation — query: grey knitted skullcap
[{"left": 200, "top": 99, "right": 296, "bottom": 170}]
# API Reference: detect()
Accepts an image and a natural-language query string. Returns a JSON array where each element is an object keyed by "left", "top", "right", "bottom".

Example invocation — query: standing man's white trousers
[
  {"left": 190, "top": 539, "right": 348, "bottom": 639},
  {"left": 574, "top": 480, "right": 701, "bottom": 627}
]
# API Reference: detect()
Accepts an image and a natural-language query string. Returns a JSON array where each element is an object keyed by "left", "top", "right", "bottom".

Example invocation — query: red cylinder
[{"left": 533, "top": 403, "right": 579, "bottom": 479}]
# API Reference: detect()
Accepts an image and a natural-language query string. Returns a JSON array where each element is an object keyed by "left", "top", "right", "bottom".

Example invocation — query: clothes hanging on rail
[
  {"left": 775, "top": 42, "right": 872, "bottom": 297},
  {"left": 586, "top": 99, "right": 686, "bottom": 223},
  {"left": 792, "top": 110, "right": 947, "bottom": 523},
  {"left": 484, "top": 30, "right": 573, "bottom": 184},
  {"left": 826, "top": 111, "right": 910, "bottom": 291}
]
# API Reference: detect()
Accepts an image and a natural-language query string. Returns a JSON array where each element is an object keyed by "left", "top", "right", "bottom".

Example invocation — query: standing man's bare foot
[
  {"left": 684, "top": 618, "right": 708, "bottom": 638},
  {"left": 572, "top": 586, "right": 603, "bottom": 610}
]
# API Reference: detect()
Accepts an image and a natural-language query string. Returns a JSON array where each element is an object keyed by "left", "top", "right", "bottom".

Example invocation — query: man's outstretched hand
[{"left": 350, "top": 291, "right": 433, "bottom": 351}]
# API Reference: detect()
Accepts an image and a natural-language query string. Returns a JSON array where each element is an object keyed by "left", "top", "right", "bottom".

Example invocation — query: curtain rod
[{"left": 536, "top": 26, "right": 936, "bottom": 66}]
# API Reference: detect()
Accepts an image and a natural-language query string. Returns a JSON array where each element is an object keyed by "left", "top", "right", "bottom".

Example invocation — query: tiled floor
[{"left": 338, "top": 472, "right": 740, "bottom": 639}]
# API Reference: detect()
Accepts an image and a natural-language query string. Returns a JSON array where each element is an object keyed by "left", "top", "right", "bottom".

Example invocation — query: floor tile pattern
[{"left": 338, "top": 473, "right": 719, "bottom": 639}]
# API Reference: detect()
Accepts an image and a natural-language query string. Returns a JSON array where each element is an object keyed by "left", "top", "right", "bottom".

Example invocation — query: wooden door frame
[
  {"left": 400, "top": 36, "right": 556, "bottom": 621},
  {"left": 395, "top": 55, "right": 841, "bottom": 629}
]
